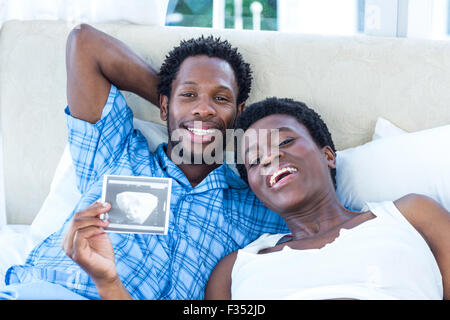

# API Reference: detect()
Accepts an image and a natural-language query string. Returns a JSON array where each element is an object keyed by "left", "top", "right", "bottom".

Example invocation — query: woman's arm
[
  {"left": 394, "top": 194, "right": 450, "bottom": 299},
  {"left": 204, "top": 251, "right": 238, "bottom": 300}
]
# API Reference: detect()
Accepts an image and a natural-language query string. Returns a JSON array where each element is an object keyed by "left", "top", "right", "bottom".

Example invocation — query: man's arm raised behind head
[{"left": 66, "top": 24, "right": 160, "bottom": 124}]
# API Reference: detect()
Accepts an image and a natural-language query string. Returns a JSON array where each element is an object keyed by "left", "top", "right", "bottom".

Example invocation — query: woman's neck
[{"left": 283, "top": 189, "right": 354, "bottom": 240}]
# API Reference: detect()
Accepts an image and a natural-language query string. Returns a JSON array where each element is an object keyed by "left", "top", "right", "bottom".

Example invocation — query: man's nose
[{"left": 192, "top": 96, "right": 216, "bottom": 118}]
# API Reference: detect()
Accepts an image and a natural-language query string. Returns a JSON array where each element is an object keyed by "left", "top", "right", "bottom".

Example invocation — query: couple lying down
[
  {"left": 63, "top": 96, "right": 448, "bottom": 300},
  {"left": 3, "top": 25, "right": 449, "bottom": 300}
]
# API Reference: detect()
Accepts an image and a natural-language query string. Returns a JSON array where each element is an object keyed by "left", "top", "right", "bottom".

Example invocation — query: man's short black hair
[
  {"left": 236, "top": 97, "right": 337, "bottom": 188},
  {"left": 157, "top": 35, "right": 252, "bottom": 106}
]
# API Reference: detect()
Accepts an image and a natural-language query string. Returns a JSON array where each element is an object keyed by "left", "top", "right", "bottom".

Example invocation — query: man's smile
[
  {"left": 187, "top": 127, "right": 216, "bottom": 135},
  {"left": 181, "top": 121, "right": 223, "bottom": 144}
]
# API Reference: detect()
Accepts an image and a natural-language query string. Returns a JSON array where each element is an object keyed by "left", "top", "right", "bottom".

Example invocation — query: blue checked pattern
[{"left": 5, "top": 85, "right": 288, "bottom": 300}]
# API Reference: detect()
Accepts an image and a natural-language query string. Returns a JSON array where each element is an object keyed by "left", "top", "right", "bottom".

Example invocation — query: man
[{"left": 3, "top": 24, "right": 287, "bottom": 299}]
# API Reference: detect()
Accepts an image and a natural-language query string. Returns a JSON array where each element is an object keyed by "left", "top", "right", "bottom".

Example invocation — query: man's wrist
[{"left": 94, "top": 275, "right": 133, "bottom": 300}]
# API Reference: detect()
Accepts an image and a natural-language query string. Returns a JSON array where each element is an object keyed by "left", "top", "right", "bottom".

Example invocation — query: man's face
[{"left": 160, "top": 55, "right": 244, "bottom": 164}]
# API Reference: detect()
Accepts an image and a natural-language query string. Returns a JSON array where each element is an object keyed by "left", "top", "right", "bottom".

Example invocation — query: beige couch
[{"left": 1, "top": 20, "right": 450, "bottom": 225}]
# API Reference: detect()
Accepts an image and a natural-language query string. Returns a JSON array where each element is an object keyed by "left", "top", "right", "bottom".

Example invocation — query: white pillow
[
  {"left": 133, "top": 118, "right": 169, "bottom": 152},
  {"left": 372, "top": 117, "right": 407, "bottom": 140},
  {"left": 336, "top": 123, "right": 450, "bottom": 212},
  {"left": 0, "top": 130, "right": 7, "bottom": 228},
  {"left": 30, "top": 118, "right": 168, "bottom": 244},
  {"left": 0, "top": 225, "right": 35, "bottom": 286}
]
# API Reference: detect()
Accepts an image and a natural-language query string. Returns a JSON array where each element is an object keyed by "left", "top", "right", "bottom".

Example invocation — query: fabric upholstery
[{"left": 1, "top": 20, "right": 450, "bottom": 224}]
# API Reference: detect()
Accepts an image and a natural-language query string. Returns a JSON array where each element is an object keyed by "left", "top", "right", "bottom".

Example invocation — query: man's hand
[
  {"left": 62, "top": 200, "right": 133, "bottom": 300},
  {"left": 62, "top": 201, "right": 117, "bottom": 284}
]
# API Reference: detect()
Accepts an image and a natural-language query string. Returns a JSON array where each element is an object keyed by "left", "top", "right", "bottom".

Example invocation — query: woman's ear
[
  {"left": 160, "top": 95, "right": 169, "bottom": 121},
  {"left": 322, "top": 146, "right": 336, "bottom": 169}
]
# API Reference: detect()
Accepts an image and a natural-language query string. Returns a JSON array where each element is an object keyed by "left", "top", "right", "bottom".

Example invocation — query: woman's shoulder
[
  {"left": 394, "top": 194, "right": 448, "bottom": 221},
  {"left": 394, "top": 194, "right": 450, "bottom": 300},
  {"left": 393, "top": 193, "right": 449, "bottom": 242}
]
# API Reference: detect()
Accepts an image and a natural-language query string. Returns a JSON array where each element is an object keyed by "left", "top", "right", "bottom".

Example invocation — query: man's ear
[
  {"left": 236, "top": 102, "right": 245, "bottom": 117},
  {"left": 232, "top": 102, "right": 245, "bottom": 127},
  {"left": 160, "top": 95, "right": 169, "bottom": 121},
  {"left": 322, "top": 146, "right": 336, "bottom": 169}
]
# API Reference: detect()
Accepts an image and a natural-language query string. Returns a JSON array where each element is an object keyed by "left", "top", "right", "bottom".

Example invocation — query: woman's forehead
[
  {"left": 244, "top": 114, "right": 310, "bottom": 139},
  {"left": 241, "top": 114, "right": 311, "bottom": 154},
  {"left": 247, "top": 113, "right": 300, "bottom": 130}
]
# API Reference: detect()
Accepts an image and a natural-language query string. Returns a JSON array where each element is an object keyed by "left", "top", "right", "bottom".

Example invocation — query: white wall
[
  {"left": 0, "top": 0, "right": 169, "bottom": 28},
  {"left": 277, "top": 0, "right": 358, "bottom": 35}
]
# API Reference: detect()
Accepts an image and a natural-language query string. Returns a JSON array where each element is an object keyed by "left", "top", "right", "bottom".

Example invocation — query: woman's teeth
[
  {"left": 187, "top": 127, "right": 216, "bottom": 136},
  {"left": 270, "top": 167, "right": 298, "bottom": 187}
]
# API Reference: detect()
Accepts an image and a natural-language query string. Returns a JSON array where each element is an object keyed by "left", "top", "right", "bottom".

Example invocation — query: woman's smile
[{"left": 267, "top": 165, "right": 299, "bottom": 189}]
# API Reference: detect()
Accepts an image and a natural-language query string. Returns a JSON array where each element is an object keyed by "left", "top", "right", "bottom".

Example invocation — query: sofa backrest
[{"left": 1, "top": 20, "right": 450, "bottom": 224}]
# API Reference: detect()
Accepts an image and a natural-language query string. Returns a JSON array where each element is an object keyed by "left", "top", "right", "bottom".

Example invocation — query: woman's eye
[
  {"left": 279, "top": 138, "right": 294, "bottom": 146},
  {"left": 248, "top": 158, "right": 259, "bottom": 168}
]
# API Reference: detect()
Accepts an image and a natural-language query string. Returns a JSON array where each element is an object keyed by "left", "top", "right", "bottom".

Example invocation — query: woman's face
[{"left": 242, "top": 114, "right": 336, "bottom": 214}]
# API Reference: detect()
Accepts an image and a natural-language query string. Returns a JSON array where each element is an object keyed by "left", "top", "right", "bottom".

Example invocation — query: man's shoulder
[
  {"left": 222, "top": 164, "right": 251, "bottom": 190},
  {"left": 225, "top": 182, "right": 272, "bottom": 214}
]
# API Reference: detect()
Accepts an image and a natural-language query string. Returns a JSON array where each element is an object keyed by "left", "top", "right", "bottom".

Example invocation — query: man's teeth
[
  {"left": 270, "top": 167, "right": 298, "bottom": 187},
  {"left": 187, "top": 128, "right": 216, "bottom": 136}
]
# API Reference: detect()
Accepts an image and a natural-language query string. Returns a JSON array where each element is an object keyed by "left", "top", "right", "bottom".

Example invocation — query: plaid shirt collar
[{"left": 156, "top": 143, "right": 247, "bottom": 192}]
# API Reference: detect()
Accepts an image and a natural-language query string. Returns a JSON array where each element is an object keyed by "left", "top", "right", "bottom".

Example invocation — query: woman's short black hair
[
  {"left": 235, "top": 97, "right": 337, "bottom": 188},
  {"left": 157, "top": 35, "right": 252, "bottom": 106}
]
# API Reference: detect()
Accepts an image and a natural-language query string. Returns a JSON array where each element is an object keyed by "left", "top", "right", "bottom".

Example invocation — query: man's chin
[{"left": 168, "top": 140, "right": 224, "bottom": 165}]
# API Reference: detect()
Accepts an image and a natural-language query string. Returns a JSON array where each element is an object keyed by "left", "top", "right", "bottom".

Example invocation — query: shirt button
[
  {"left": 173, "top": 264, "right": 179, "bottom": 272},
  {"left": 179, "top": 225, "right": 185, "bottom": 233},
  {"left": 185, "top": 195, "right": 193, "bottom": 202}
]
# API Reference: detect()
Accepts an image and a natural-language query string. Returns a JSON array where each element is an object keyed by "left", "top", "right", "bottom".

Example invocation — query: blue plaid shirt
[{"left": 5, "top": 85, "right": 288, "bottom": 300}]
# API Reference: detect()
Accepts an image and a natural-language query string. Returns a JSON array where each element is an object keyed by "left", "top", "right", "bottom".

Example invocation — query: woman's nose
[
  {"left": 259, "top": 151, "right": 281, "bottom": 176},
  {"left": 261, "top": 146, "right": 284, "bottom": 168}
]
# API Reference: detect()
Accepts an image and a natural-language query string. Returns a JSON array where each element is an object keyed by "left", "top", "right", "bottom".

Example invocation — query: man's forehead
[
  {"left": 173, "top": 55, "right": 235, "bottom": 85},
  {"left": 178, "top": 55, "right": 234, "bottom": 77},
  {"left": 179, "top": 80, "right": 234, "bottom": 92}
]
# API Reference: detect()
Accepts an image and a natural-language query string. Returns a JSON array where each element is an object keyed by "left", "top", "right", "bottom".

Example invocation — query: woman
[{"left": 205, "top": 97, "right": 449, "bottom": 300}]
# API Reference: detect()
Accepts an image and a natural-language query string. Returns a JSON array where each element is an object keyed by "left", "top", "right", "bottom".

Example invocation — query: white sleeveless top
[{"left": 231, "top": 201, "right": 443, "bottom": 300}]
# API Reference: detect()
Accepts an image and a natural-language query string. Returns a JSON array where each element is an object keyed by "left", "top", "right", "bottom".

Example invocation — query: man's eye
[
  {"left": 279, "top": 138, "right": 294, "bottom": 146},
  {"left": 215, "top": 96, "right": 229, "bottom": 102},
  {"left": 181, "top": 92, "right": 195, "bottom": 98}
]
